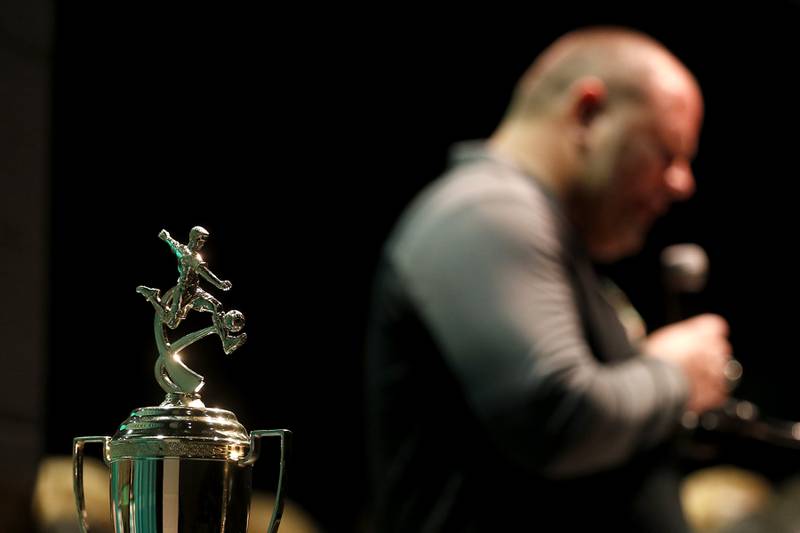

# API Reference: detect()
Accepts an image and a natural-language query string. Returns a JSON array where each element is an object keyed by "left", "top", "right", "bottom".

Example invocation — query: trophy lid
[{"left": 109, "top": 402, "right": 251, "bottom": 461}]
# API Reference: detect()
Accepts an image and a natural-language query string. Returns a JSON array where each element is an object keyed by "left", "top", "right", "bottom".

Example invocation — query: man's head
[{"left": 490, "top": 27, "right": 703, "bottom": 261}]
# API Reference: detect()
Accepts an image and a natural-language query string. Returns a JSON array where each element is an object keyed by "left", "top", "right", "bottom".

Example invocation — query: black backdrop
[{"left": 49, "top": 4, "right": 800, "bottom": 531}]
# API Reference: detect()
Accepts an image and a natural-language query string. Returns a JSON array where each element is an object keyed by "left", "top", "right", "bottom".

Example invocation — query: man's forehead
[{"left": 649, "top": 79, "right": 703, "bottom": 156}]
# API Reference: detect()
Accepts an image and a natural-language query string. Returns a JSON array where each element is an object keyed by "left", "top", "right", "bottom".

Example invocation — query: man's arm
[{"left": 391, "top": 197, "right": 693, "bottom": 478}]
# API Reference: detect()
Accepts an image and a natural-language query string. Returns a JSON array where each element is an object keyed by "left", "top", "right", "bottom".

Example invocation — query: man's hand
[
  {"left": 221, "top": 280, "right": 232, "bottom": 290},
  {"left": 642, "top": 314, "right": 732, "bottom": 413},
  {"left": 159, "top": 229, "right": 170, "bottom": 240}
]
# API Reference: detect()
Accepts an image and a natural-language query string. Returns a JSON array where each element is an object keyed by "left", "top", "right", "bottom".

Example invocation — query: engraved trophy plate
[{"left": 73, "top": 227, "right": 290, "bottom": 533}]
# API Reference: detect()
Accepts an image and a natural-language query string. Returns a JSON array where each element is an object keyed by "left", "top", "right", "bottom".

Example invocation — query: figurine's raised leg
[{"left": 136, "top": 286, "right": 166, "bottom": 314}]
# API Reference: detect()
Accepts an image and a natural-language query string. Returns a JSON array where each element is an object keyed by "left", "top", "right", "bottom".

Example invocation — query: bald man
[{"left": 365, "top": 27, "right": 732, "bottom": 531}]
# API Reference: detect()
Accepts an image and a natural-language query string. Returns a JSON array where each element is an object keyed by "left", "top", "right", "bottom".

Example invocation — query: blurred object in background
[
  {"left": 681, "top": 465, "right": 772, "bottom": 532},
  {"left": 716, "top": 476, "right": 800, "bottom": 533},
  {"left": 33, "top": 456, "right": 113, "bottom": 533},
  {"left": 32, "top": 455, "right": 320, "bottom": 533},
  {"left": 0, "top": 0, "right": 51, "bottom": 531},
  {"left": 250, "top": 492, "right": 321, "bottom": 533}
]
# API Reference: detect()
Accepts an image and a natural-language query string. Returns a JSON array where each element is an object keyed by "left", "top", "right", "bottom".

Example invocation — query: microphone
[
  {"left": 661, "top": 247, "right": 800, "bottom": 455},
  {"left": 660, "top": 243, "right": 709, "bottom": 323},
  {"left": 661, "top": 244, "right": 744, "bottom": 429}
]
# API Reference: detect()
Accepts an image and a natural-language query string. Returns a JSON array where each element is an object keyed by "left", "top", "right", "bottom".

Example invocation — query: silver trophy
[{"left": 73, "top": 226, "right": 290, "bottom": 533}]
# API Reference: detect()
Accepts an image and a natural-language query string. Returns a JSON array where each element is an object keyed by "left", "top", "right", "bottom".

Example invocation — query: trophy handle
[
  {"left": 72, "top": 436, "right": 111, "bottom": 533},
  {"left": 240, "top": 429, "right": 292, "bottom": 533}
]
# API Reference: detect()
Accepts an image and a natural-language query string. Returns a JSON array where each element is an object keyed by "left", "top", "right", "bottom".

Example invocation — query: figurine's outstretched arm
[
  {"left": 199, "top": 265, "right": 232, "bottom": 290},
  {"left": 159, "top": 230, "right": 185, "bottom": 258}
]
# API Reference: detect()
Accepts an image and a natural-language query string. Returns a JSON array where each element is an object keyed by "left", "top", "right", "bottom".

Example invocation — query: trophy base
[{"left": 111, "top": 457, "right": 252, "bottom": 533}]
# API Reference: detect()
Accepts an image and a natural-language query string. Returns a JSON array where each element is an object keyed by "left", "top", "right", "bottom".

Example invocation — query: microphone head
[{"left": 661, "top": 243, "right": 709, "bottom": 293}]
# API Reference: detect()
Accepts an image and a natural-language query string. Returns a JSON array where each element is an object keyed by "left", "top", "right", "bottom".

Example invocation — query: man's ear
[
  {"left": 569, "top": 76, "right": 607, "bottom": 153},
  {"left": 571, "top": 76, "right": 607, "bottom": 126}
]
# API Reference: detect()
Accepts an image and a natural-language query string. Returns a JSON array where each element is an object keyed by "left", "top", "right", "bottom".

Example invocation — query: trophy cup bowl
[
  {"left": 72, "top": 227, "right": 291, "bottom": 533},
  {"left": 74, "top": 407, "right": 290, "bottom": 533}
]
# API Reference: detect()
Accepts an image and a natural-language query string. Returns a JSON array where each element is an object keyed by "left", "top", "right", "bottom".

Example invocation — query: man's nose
[{"left": 664, "top": 161, "right": 695, "bottom": 201}]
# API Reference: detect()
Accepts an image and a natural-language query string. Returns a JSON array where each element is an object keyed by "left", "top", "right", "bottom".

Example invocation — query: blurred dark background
[{"left": 4, "top": 2, "right": 800, "bottom": 532}]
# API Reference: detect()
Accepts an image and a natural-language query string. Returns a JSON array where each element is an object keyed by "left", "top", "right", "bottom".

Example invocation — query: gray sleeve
[{"left": 391, "top": 197, "right": 689, "bottom": 478}]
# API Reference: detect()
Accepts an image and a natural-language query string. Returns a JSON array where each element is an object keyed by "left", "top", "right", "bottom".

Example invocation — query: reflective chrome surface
[
  {"left": 110, "top": 406, "right": 250, "bottom": 461},
  {"left": 74, "top": 430, "right": 291, "bottom": 533},
  {"left": 110, "top": 457, "right": 252, "bottom": 533},
  {"left": 136, "top": 226, "right": 247, "bottom": 399}
]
